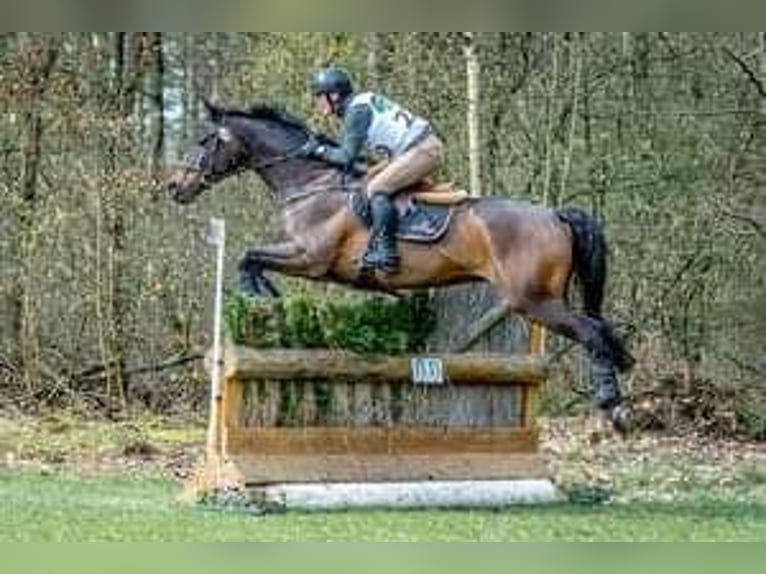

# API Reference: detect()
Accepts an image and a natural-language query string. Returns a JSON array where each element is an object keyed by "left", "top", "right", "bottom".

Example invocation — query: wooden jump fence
[
  {"left": 192, "top": 339, "right": 557, "bottom": 510},
  {"left": 190, "top": 218, "right": 557, "bottom": 510}
]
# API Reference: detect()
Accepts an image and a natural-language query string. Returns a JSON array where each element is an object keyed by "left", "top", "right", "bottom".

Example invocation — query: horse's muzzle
[
  {"left": 167, "top": 180, "right": 184, "bottom": 203},
  {"left": 167, "top": 180, "right": 197, "bottom": 204}
]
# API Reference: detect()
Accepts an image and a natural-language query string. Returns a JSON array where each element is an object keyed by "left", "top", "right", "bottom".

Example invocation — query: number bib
[{"left": 350, "top": 92, "right": 429, "bottom": 157}]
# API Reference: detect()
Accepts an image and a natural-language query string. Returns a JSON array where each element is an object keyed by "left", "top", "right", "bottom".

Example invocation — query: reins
[{"left": 280, "top": 181, "right": 362, "bottom": 206}]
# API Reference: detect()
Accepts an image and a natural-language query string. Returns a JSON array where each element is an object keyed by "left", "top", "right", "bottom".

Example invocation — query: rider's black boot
[{"left": 361, "top": 193, "right": 400, "bottom": 272}]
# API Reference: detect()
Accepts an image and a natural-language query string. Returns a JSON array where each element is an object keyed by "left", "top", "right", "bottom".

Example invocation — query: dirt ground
[
  {"left": 541, "top": 415, "right": 766, "bottom": 503},
  {"left": 1, "top": 409, "right": 764, "bottom": 503}
]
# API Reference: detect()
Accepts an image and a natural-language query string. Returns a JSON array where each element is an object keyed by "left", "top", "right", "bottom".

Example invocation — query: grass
[
  {"left": 1, "top": 470, "right": 765, "bottom": 541},
  {"left": 1, "top": 412, "right": 764, "bottom": 541}
]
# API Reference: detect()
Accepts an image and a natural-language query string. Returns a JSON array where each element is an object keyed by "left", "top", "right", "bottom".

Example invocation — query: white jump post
[{"left": 205, "top": 217, "right": 226, "bottom": 478}]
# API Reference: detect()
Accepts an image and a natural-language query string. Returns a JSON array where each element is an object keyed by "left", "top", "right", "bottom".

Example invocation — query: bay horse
[{"left": 168, "top": 100, "right": 634, "bottom": 431}]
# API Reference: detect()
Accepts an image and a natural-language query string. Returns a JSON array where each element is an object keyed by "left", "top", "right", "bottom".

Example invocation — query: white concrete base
[{"left": 256, "top": 479, "right": 559, "bottom": 511}]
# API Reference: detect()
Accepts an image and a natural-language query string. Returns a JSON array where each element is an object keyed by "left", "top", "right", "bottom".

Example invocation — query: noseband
[{"left": 183, "top": 126, "right": 310, "bottom": 183}]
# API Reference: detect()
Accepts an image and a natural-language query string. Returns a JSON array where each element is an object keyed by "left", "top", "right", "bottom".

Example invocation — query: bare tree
[
  {"left": 463, "top": 32, "right": 481, "bottom": 197},
  {"left": 761, "top": 32, "right": 766, "bottom": 115},
  {"left": 541, "top": 33, "right": 560, "bottom": 206},
  {"left": 365, "top": 33, "right": 383, "bottom": 90},
  {"left": 13, "top": 34, "right": 59, "bottom": 386},
  {"left": 148, "top": 32, "right": 165, "bottom": 178}
]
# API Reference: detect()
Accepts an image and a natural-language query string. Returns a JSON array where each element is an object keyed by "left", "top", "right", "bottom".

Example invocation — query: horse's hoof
[
  {"left": 608, "top": 404, "right": 633, "bottom": 436},
  {"left": 616, "top": 352, "right": 636, "bottom": 374},
  {"left": 238, "top": 279, "right": 259, "bottom": 298},
  {"left": 238, "top": 274, "right": 270, "bottom": 299}
]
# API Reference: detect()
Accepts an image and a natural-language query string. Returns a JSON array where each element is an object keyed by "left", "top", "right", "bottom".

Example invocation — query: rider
[{"left": 302, "top": 67, "right": 445, "bottom": 273}]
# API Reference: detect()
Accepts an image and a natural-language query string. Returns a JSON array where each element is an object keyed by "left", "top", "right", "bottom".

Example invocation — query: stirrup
[
  {"left": 361, "top": 253, "right": 399, "bottom": 272},
  {"left": 361, "top": 242, "right": 399, "bottom": 272}
]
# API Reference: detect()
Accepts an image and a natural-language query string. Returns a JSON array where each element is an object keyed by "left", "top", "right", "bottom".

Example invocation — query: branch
[
  {"left": 721, "top": 353, "right": 766, "bottom": 378},
  {"left": 0, "top": 352, "right": 20, "bottom": 375},
  {"left": 75, "top": 352, "right": 204, "bottom": 382},
  {"left": 721, "top": 46, "right": 766, "bottom": 99},
  {"left": 656, "top": 250, "right": 708, "bottom": 307},
  {"left": 125, "top": 353, "right": 204, "bottom": 378},
  {"left": 722, "top": 209, "right": 766, "bottom": 237}
]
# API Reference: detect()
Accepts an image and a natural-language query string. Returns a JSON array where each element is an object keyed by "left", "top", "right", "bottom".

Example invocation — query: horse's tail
[
  {"left": 556, "top": 207, "right": 635, "bottom": 372},
  {"left": 555, "top": 207, "right": 607, "bottom": 318}
]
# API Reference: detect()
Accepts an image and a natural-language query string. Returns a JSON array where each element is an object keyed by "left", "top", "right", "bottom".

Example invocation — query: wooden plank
[
  {"left": 298, "top": 382, "right": 317, "bottom": 425},
  {"left": 397, "top": 384, "right": 520, "bottom": 427},
  {"left": 312, "top": 381, "right": 332, "bottom": 425},
  {"left": 223, "top": 347, "right": 547, "bottom": 386},
  {"left": 529, "top": 322, "right": 546, "bottom": 356},
  {"left": 225, "top": 426, "right": 537, "bottom": 456},
  {"left": 371, "top": 383, "right": 392, "bottom": 426},
  {"left": 329, "top": 381, "right": 351, "bottom": 425},
  {"left": 453, "top": 301, "right": 511, "bottom": 353},
  {"left": 521, "top": 383, "right": 541, "bottom": 429},
  {"left": 222, "top": 377, "right": 243, "bottom": 433},
  {"left": 228, "top": 452, "right": 547, "bottom": 484},
  {"left": 262, "top": 380, "right": 280, "bottom": 426},
  {"left": 235, "top": 383, "right": 522, "bottom": 429},
  {"left": 447, "top": 385, "right": 496, "bottom": 427},
  {"left": 351, "top": 381, "right": 374, "bottom": 426},
  {"left": 490, "top": 384, "right": 521, "bottom": 427}
]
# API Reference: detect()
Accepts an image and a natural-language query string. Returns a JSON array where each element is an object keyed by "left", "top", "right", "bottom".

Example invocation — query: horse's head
[
  {"left": 168, "top": 100, "right": 251, "bottom": 204},
  {"left": 169, "top": 100, "right": 330, "bottom": 203}
]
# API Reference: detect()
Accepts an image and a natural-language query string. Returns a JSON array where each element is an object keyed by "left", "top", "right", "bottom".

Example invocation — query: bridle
[{"left": 183, "top": 124, "right": 312, "bottom": 184}]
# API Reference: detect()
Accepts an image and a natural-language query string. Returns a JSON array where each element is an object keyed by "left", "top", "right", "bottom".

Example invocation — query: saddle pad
[{"left": 350, "top": 193, "right": 454, "bottom": 243}]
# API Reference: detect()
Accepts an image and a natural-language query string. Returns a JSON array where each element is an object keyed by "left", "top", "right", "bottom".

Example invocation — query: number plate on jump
[{"left": 410, "top": 357, "right": 445, "bottom": 385}]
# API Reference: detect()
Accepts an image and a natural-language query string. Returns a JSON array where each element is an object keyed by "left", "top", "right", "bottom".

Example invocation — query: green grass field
[{"left": 1, "top": 470, "right": 765, "bottom": 541}]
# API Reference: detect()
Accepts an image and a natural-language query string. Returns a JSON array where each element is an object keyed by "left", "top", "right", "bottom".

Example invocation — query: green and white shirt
[{"left": 316, "top": 92, "right": 430, "bottom": 169}]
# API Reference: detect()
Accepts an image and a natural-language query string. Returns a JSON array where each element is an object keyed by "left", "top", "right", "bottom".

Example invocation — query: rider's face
[{"left": 314, "top": 93, "right": 335, "bottom": 117}]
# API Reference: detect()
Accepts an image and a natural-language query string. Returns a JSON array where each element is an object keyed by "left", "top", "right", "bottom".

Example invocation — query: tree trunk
[
  {"left": 14, "top": 34, "right": 59, "bottom": 386},
  {"left": 112, "top": 33, "right": 125, "bottom": 112},
  {"left": 182, "top": 34, "right": 197, "bottom": 143},
  {"left": 19, "top": 36, "right": 58, "bottom": 204},
  {"left": 122, "top": 32, "right": 145, "bottom": 116},
  {"left": 148, "top": 32, "right": 165, "bottom": 178},
  {"left": 209, "top": 33, "right": 223, "bottom": 101},
  {"left": 91, "top": 32, "right": 136, "bottom": 408},
  {"left": 542, "top": 33, "right": 560, "bottom": 206},
  {"left": 463, "top": 32, "right": 481, "bottom": 197},
  {"left": 366, "top": 33, "right": 383, "bottom": 90},
  {"left": 760, "top": 32, "right": 766, "bottom": 115},
  {"left": 559, "top": 33, "right": 583, "bottom": 204}
]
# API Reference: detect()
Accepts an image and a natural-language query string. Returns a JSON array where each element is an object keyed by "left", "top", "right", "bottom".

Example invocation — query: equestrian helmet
[{"left": 311, "top": 68, "right": 353, "bottom": 98}]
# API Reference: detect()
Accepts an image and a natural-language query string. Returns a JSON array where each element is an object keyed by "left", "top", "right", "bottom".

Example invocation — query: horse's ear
[{"left": 202, "top": 98, "right": 225, "bottom": 124}]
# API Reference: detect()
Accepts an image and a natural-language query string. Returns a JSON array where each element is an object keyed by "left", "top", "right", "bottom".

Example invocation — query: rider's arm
[{"left": 314, "top": 103, "right": 372, "bottom": 169}]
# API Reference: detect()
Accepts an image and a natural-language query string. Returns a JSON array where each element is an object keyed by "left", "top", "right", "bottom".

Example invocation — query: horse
[{"left": 168, "top": 100, "right": 634, "bottom": 431}]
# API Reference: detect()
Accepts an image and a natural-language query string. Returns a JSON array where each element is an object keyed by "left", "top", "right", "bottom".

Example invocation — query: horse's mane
[
  {"left": 224, "top": 104, "right": 338, "bottom": 146},
  {"left": 245, "top": 104, "right": 311, "bottom": 132}
]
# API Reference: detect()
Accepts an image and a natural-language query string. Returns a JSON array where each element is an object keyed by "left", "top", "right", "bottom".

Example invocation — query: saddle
[
  {"left": 351, "top": 178, "right": 471, "bottom": 244},
  {"left": 403, "top": 180, "right": 470, "bottom": 206}
]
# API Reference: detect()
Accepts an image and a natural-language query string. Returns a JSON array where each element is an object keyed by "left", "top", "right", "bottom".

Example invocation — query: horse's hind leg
[
  {"left": 598, "top": 317, "right": 635, "bottom": 373},
  {"left": 520, "top": 297, "right": 625, "bottom": 418}
]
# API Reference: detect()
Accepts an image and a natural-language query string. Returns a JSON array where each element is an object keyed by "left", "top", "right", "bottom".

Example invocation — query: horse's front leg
[{"left": 238, "top": 241, "right": 327, "bottom": 297}]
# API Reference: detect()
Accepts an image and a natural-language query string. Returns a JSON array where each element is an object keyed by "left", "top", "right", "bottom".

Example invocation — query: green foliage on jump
[{"left": 224, "top": 289, "right": 435, "bottom": 354}]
